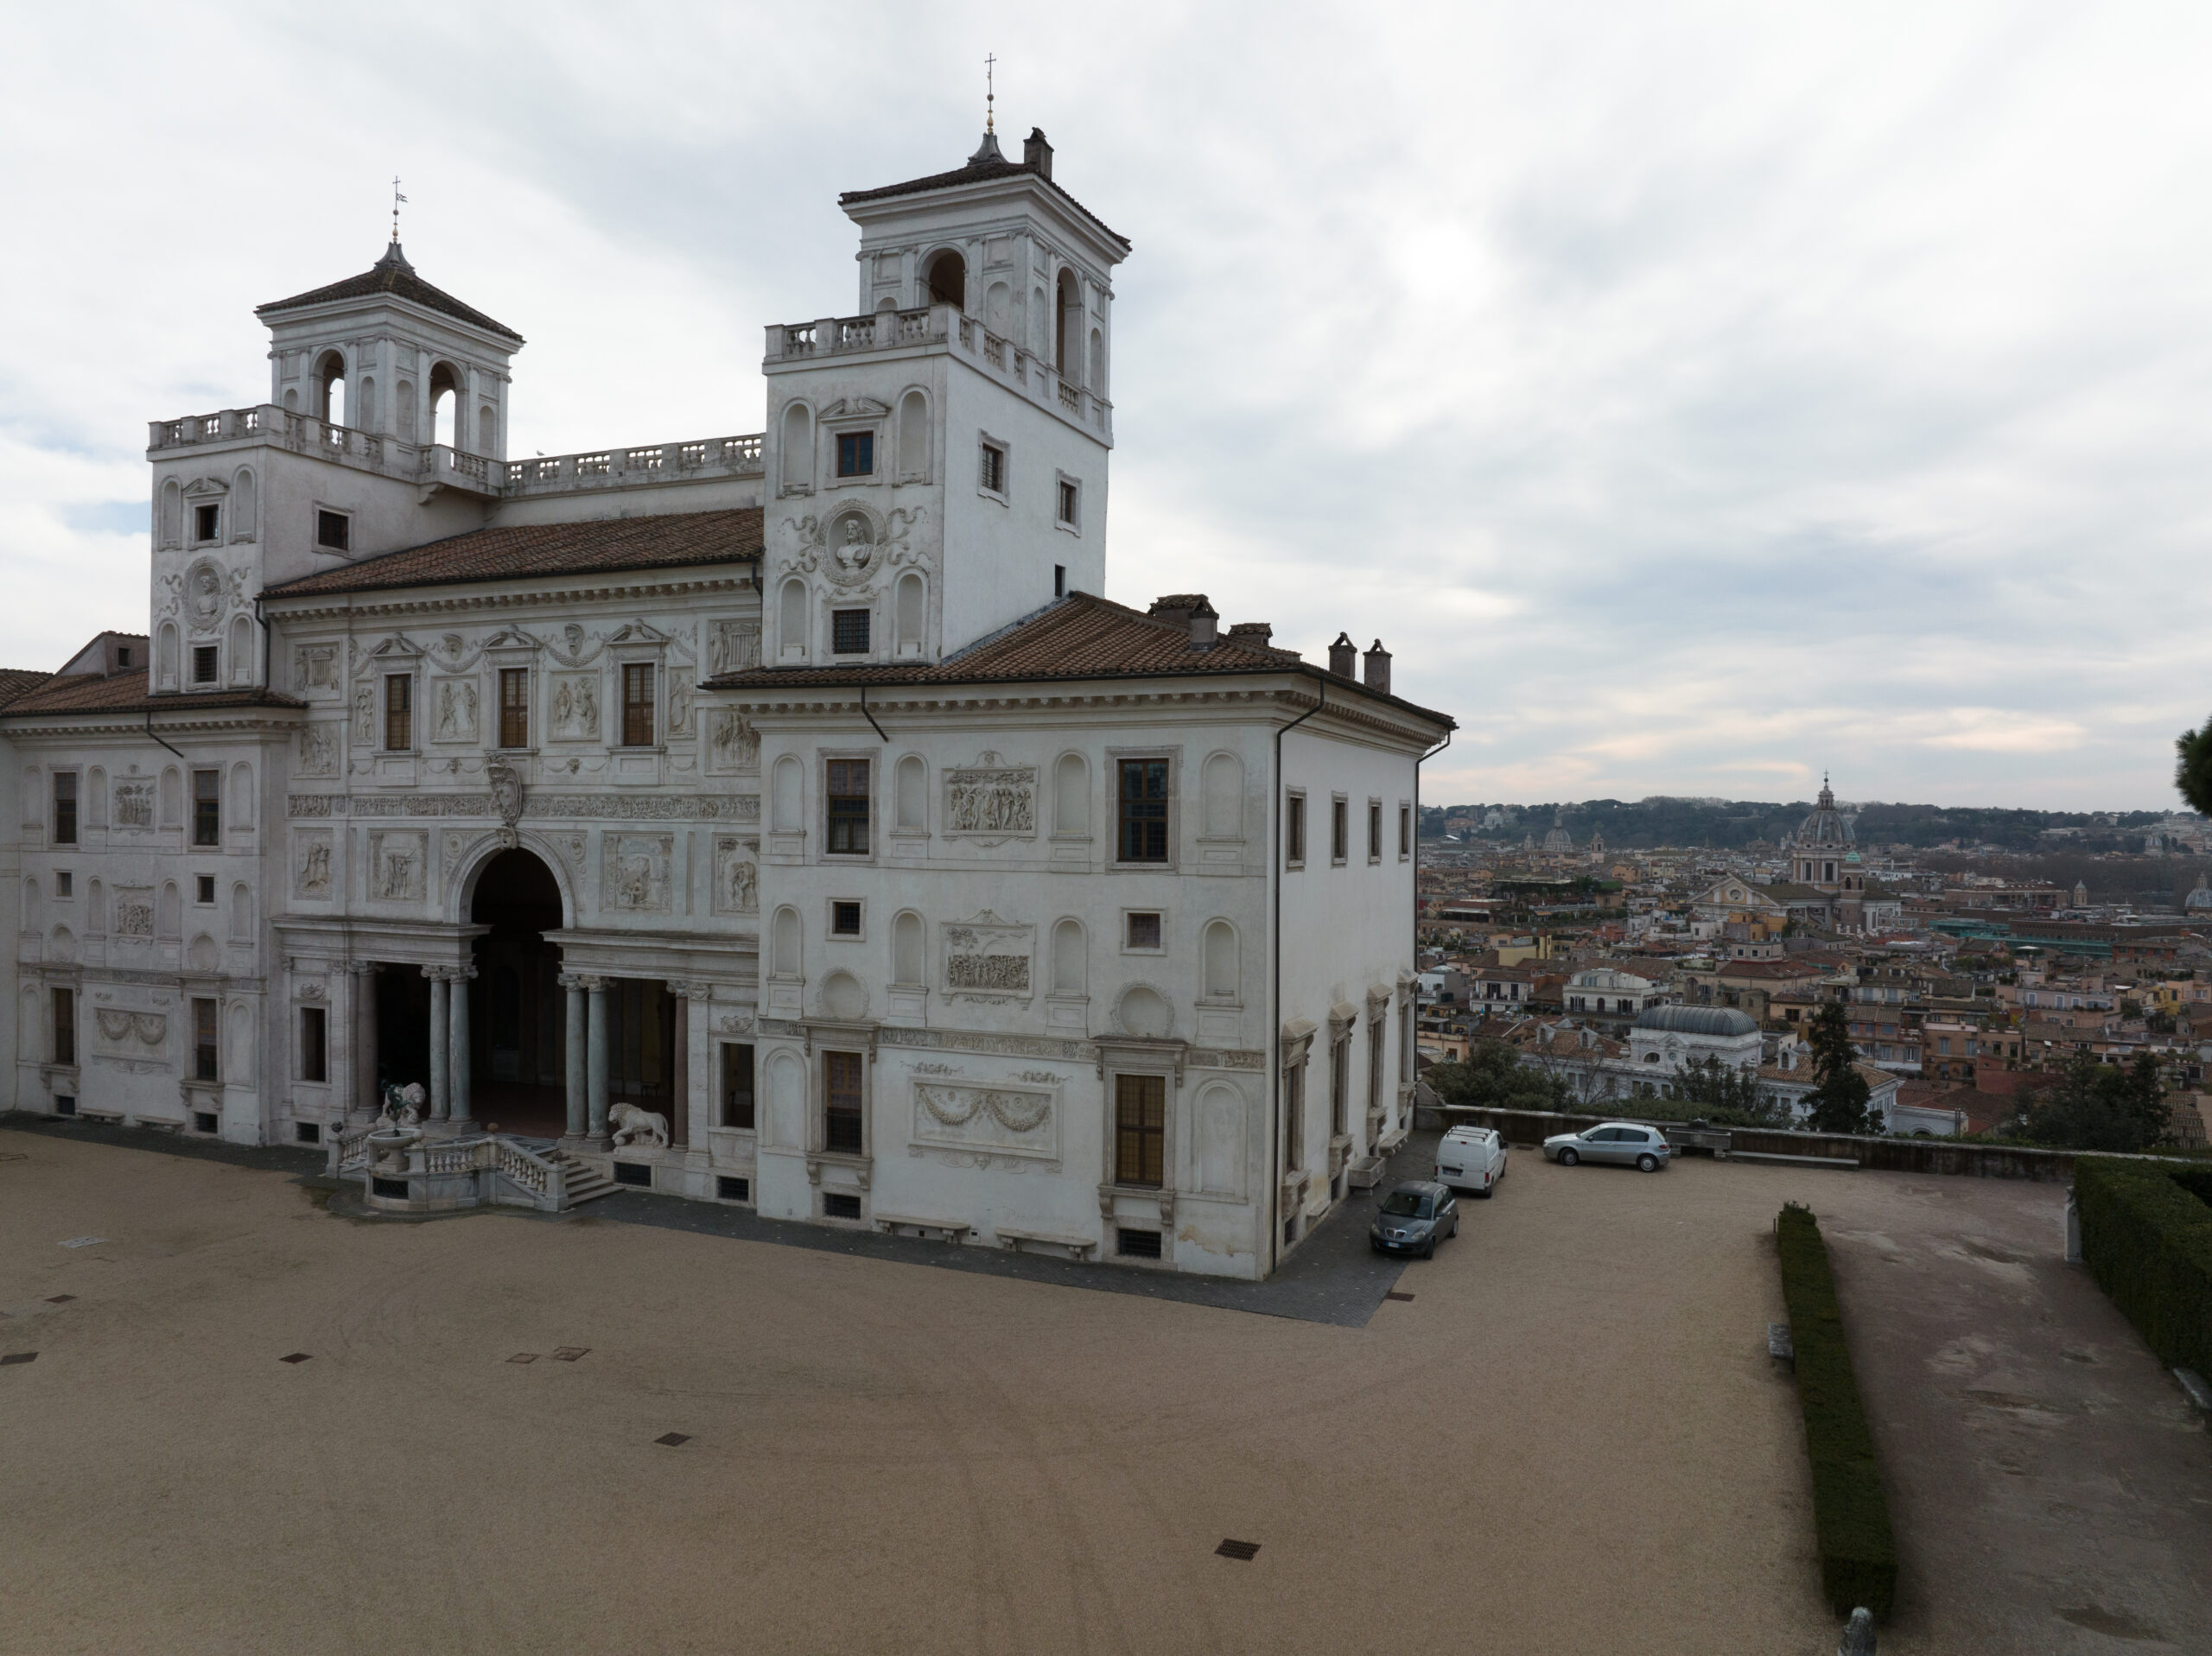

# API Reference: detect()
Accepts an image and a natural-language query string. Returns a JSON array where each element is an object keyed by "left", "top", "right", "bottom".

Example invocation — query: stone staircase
[{"left": 547, "top": 1147, "right": 619, "bottom": 1207}]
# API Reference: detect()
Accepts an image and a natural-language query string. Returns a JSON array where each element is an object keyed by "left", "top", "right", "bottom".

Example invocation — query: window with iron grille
[
  {"left": 621, "top": 663, "right": 655, "bottom": 746},
  {"left": 823, "top": 1191, "right": 862, "bottom": 1220},
  {"left": 499, "top": 668, "right": 529, "bottom": 747},
  {"left": 52, "top": 772, "right": 77, "bottom": 845},
  {"left": 384, "top": 674, "right": 412, "bottom": 751},
  {"left": 1125, "top": 911, "right": 1161, "bottom": 950},
  {"left": 315, "top": 509, "right": 350, "bottom": 551},
  {"left": 1114, "top": 1073, "right": 1165, "bottom": 1186},
  {"left": 831, "top": 609, "right": 870, "bottom": 654},
  {"left": 832, "top": 900, "right": 862, "bottom": 936},
  {"left": 826, "top": 759, "right": 870, "bottom": 854},
  {"left": 196, "top": 874, "right": 215, "bottom": 904},
  {"left": 1057, "top": 479, "right": 1079, "bottom": 526},
  {"left": 1116, "top": 1228, "right": 1161, "bottom": 1259},
  {"left": 1331, "top": 797, "right": 1348, "bottom": 863},
  {"left": 51, "top": 987, "right": 74, "bottom": 1066},
  {"left": 193, "top": 997, "right": 219, "bottom": 1082},
  {"left": 721, "top": 1043, "right": 755, "bottom": 1129},
  {"left": 300, "top": 1006, "right": 327, "bottom": 1083},
  {"left": 193, "top": 645, "right": 219, "bottom": 684},
  {"left": 979, "top": 441, "right": 1006, "bottom": 494},
  {"left": 836, "top": 431, "right": 874, "bottom": 476},
  {"left": 1117, "top": 758, "right": 1169, "bottom": 862},
  {"left": 824, "top": 1050, "right": 864, "bottom": 1152},
  {"left": 192, "top": 769, "right": 220, "bottom": 847}
]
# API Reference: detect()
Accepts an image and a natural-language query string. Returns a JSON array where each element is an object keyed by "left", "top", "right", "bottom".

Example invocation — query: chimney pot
[
  {"left": 1187, "top": 595, "right": 1217, "bottom": 649},
  {"left": 1024, "top": 127, "right": 1053, "bottom": 180},
  {"left": 1328, "top": 631, "right": 1357, "bottom": 677},
  {"left": 1362, "top": 639, "right": 1391, "bottom": 694}
]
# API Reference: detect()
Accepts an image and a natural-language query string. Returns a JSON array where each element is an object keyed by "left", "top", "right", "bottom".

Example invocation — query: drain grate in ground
[
  {"left": 1384, "top": 1291, "right": 1415, "bottom": 1302},
  {"left": 278, "top": 1353, "right": 312, "bottom": 1364},
  {"left": 46, "top": 1295, "right": 75, "bottom": 1304},
  {"left": 3, "top": 1353, "right": 37, "bottom": 1367},
  {"left": 508, "top": 1353, "right": 539, "bottom": 1364},
  {"left": 654, "top": 1432, "right": 690, "bottom": 1447},
  {"left": 1215, "top": 1539, "right": 1261, "bottom": 1561},
  {"left": 552, "top": 1347, "right": 589, "bottom": 1361}
]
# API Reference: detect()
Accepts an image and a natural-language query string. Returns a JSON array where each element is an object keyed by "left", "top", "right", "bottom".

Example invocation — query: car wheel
[
  {"left": 1423, "top": 1237, "right": 1436, "bottom": 1259},
  {"left": 1637, "top": 1152, "right": 1659, "bottom": 1173},
  {"left": 1452, "top": 1215, "right": 1461, "bottom": 1237},
  {"left": 1559, "top": 1148, "right": 1579, "bottom": 1167}
]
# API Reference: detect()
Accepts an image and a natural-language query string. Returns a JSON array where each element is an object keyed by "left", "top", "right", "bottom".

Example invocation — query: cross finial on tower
[
  {"left": 391, "top": 176, "right": 408, "bottom": 244},
  {"left": 984, "top": 53, "right": 996, "bottom": 133}
]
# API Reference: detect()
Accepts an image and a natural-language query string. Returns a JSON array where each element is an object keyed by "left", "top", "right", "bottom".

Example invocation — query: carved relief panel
[
  {"left": 943, "top": 752, "right": 1036, "bottom": 843},
  {"left": 112, "top": 779, "right": 154, "bottom": 830},
  {"left": 431, "top": 677, "right": 480, "bottom": 743},
  {"left": 294, "top": 830, "right": 334, "bottom": 898},
  {"left": 712, "top": 836, "right": 760, "bottom": 915},
  {"left": 550, "top": 672, "right": 601, "bottom": 740},
  {"left": 112, "top": 887, "right": 155, "bottom": 938},
  {"left": 294, "top": 645, "right": 340, "bottom": 696},
  {"left": 603, "top": 833, "right": 673, "bottom": 913},
  {"left": 706, "top": 710, "right": 760, "bottom": 775},
  {"left": 367, "top": 829, "right": 427, "bottom": 903},
  {"left": 908, "top": 1076, "right": 1062, "bottom": 1168},
  {"left": 709, "top": 619, "right": 760, "bottom": 676},
  {"left": 943, "top": 911, "right": 1034, "bottom": 1004},
  {"left": 296, "top": 725, "right": 339, "bottom": 778}
]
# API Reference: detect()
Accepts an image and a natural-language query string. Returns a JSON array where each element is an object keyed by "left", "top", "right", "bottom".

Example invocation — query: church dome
[
  {"left": 2188, "top": 875, "right": 2212, "bottom": 911},
  {"left": 1633, "top": 1004, "right": 1758, "bottom": 1037},
  {"left": 1796, "top": 777, "right": 1853, "bottom": 848}
]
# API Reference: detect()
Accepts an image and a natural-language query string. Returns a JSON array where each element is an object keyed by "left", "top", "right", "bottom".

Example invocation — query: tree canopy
[
  {"left": 1426, "top": 1041, "right": 1571, "bottom": 1114},
  {"left": 2178, "top": 715, "right": 2212, "bottom": 817},
  {"left": 2017, "top": 1053, "right": 2173, "bottom": 1153},
  {"left": 1803, "top": 1002, "right": 1879, "bottom": 1135}
]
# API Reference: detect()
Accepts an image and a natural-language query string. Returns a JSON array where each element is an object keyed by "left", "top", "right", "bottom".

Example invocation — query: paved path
[{"left": 1813, "top": 1176, "right": 2212, "bottom": 1653}]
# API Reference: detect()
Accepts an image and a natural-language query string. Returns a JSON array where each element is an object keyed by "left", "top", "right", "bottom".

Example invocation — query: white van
[{"left": 1435, "top": 1125, "right": 1508, "bottom": 1196}]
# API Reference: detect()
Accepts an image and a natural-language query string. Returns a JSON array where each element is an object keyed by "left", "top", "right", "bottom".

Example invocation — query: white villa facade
[{"left": 0, "top": 128, "right": 1451, "bottom": 1278}]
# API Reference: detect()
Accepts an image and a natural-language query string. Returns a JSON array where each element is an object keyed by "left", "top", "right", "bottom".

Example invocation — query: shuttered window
[{"left": 1114, "top": 1073, "right": 1165, "bottom": 1187}]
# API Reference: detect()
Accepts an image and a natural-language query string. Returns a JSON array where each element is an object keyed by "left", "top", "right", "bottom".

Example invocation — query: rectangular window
[
  {"left": 721, "top": 1043, "right": 756, "bottom": 1130},
  {"left": 832, "top": 900, "right": 862, "bottom": 936},
  {"left": 53, "top": 772, "right": 77, "bottom": 845},
  {"left": 1054, "top": 563, "right": 1066, "bottom": 598},
  {"left": 315, "top": 509, "right": 350, "bottom": 551},
  {"left": 1368, "top": 801, "right": 1382, "bottom": 862},
  {"left": 1287, "top": 791, "right": 1306, "bottom": 866},
  {"left": 826, "top": 759, "right": 870, "bottom": 855},
  {"left": 194, "top": 998, "right": 219, "bottom": 1082},
  {"left": 621, "top": 663, "right": 655, "bottom": 746},
  {"left": 836, "top": 431, "right": 874, "bottom": 477},
  {"left": 1057, "top": 479, "right": 1079, "bottom": 525},
  {"left": 1331, "top": 797, "right": 1348, "bottom": 864},
  {"left": 1125, "top": 911, "right": 1162, "bottom": 951},
  {"left": 194, "top": 503, "right": 220, "bottom": 542},
  {"left": 385, "top": 673, "right": 412, "bottom": 751},
  {"left": 196, "top": 874, "right": 215, "bottom": 904},
  {"left": 193, "top": 645, "right": 219, "bottom": 685},
  {"left": 499, "top": 668, "right": 529, "bottom": 747},
  {"left": 1116, "top": 1228, "right": 1162, "bottom": 1259},
  {"left": 56, "top": 872, "right": 72, "bottom": 898},
  {"left": 1331, "top": 1037, "right": 1350, "bottom": 1137},
  {"left": 823, "top": 1191, "right": 862, "bottom": 1220},
  {"left": 1117, "top": 758, "right": 1170, "bottom": 862},
  {"left": 1283, "top": 1063, "right": 1305, "bottom": 1171},
  {"left": 192, "top": 769, "right": 220, "bottom": 847},
  {"left": 979, "top": 441, "right": 1006, "bottom": 494},
  {"left": 300, "top": 1006, "right": 327, "bottom": 1083},
  {"left": 824, "top": 1050, "right": 864, "bottom": 1152},
  {"left": 51, "top": 987, "right": 75, "bottom": 1066},
  {"left": 1114, "top": 1073, "right": 1165, "bottom": 1187},
  {"left": 831, "top": 609, "right": 871, "bottom": 654},
  {"left": 1399, "top": 804, "right": 1411, "bottom": 860}
]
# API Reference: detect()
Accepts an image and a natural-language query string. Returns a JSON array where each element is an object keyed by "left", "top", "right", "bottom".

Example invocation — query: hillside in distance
[{"left": 1421, "top": 797, "right": 2183, "bottom": 853}]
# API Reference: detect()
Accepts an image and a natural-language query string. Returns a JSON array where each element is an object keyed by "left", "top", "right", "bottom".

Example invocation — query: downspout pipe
[
  {"left": 859, "top": 682, "right": 888, "bottom": 743},
  {"left": 1268, "top": 675, "right": 1325, "bottom": 1277},
  {"left": 145, "top": 705, "right": 186, "bottom": 762}
]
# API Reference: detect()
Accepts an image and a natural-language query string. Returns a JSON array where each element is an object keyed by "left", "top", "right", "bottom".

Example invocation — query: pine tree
[
  {"left": 1803, "top": 1001, "right": 1877, "bottom": 1134},
  {"left": 2178, "top": 715, "right": 2212, "bottom": 817}
]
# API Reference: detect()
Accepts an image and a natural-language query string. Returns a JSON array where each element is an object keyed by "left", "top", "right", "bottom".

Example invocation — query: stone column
[
  {"left": 449, "top": 965, "right": 475, "bottom": 1126},
  {"left": 425, "top": 967, "right": 449, "bottom": 1122},
  {"left": 351, "top": 961, "right": 379, "bottom": 1121},
  {"left": 669, "top": 985, "right": 690, "bottom": 1150},
  {"left": 560, "top": 973, "right": 588, "bottom": 1143},
  {"left": 585, "top": 976, "right": 611, "bottom": 1147}
]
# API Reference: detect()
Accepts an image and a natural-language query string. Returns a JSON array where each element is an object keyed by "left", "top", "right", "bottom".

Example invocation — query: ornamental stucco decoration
[
  {"left": 944, "top": 910, "right": 1033, "bottom": 1003},
  {"left": 944, "top": 752, "right": 1036, "bottom": 841}
]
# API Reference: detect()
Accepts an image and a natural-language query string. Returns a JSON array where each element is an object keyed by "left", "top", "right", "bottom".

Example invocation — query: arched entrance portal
[{"left": 468, "top": 848, "right": 568, "bottom": 1136}]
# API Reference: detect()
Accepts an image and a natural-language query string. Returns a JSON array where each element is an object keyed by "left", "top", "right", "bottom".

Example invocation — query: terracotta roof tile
[
  {"left": 1, "top": 670, "right": 304, "bottom": 717},
  {"left": 264, "top": 508, "right": 764, "bottom": 600},
  {"left": 0, "top": 668, "right": 51, "bottom": 708},
  {"left": 257, "top": 244, "right": 523, "bottom": 342},
  {"left": 841, "top": 154, "right": 1129, "bottom": 253},
  {"left": 708, "top": 591, "right": 1454, "bottom": 727}
]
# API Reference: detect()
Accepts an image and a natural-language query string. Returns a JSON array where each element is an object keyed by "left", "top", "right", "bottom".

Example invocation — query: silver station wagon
[{"left": 1542, "top": 1121, "right": 1672, "bottom": 1172}]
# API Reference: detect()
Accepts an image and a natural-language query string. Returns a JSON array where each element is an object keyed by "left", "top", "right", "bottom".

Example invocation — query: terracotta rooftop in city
[
  {"left": 0, "top": 671, "right": 304, "bottom": 718},
  {"left": 264, "top": 508, "right": 765, "bottom": 600},
  {"left": 0, "top": 668, "right": 51, "bottom": 708},
  {"left": 842, "top": 130, "right": 1130, "bottom": 253},
  {"left": 707, "top": 591, "right": 1453, "bottom": 726},
  {"left": 257, "top": 243, "right": 524, "bottom": 342}
]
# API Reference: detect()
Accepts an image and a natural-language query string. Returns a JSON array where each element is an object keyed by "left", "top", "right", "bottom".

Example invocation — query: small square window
[
  {"left": 194, "top": 503, "right": 220, "bottom": 542},
  {"left": 979, "top": 441, "right": 1006, "bottom": 495},
  {"left": 832, "top": 609, "right": 871, "bottom": 655},
  {"left": 196, "top": 874, "right": 216, "bottom": 904},
  {"left": 1056, "top": 479, "right": 1079, "bottom": 526},
  {"left": 295, "top": 1120, "right": 322, "bottom": 1145},
  {"left": 1126, "top": 911, "right": 1162, "bottom": 950},
  {"left": 832, "top": 900, "right": 862, "bottom": 936},
  {"left": 836, "top": 431, "right": 874, "bottom": 477},
  {"left": 316, "top": 510, "right": 351, "bottom": 551},
  {"left": 117, "top": 645, "right": 132, "bottom": 668},
  {"left": 717, "top": 1175, "right": 750, "bottom": 1202},
  {"left": 192, "top": 645, "right": 219, "bottom": 685}
]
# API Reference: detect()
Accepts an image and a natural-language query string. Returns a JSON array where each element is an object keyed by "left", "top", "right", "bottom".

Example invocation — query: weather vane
[
  {"left": 391, "top": 175, "right": 408, "bottom": 244},
  {"left": 984, "top": 53, "right": 995, "bottom": 134}
]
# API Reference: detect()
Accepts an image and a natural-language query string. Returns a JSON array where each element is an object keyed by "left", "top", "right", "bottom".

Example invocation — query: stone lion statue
[{"left": 608, "top": 1101, "right": 670, "bottom": 1149}]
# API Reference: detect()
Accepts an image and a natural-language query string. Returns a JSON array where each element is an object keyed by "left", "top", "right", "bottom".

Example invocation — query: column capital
[
  {"left": 667, "top": 980, "right": 715, "bottom": 1002},
  {"left": 420, "top": 963, "right": 448, "bottom": 982},
  {"left": 449, "top": 964, "right": 479, "bottom": 982},
  {"left": 557, "top": 972, "right": 586, "bottom": 991},
  {"left": 577, "top": 974, "right": 609, "bottom": 993},
  {"left": 348, "top": 961, "right": 380, "bottom": 976}
]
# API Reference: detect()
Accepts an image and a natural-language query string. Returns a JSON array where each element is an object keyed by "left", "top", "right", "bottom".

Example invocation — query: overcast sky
[{"left": 3, "top": 3, "right": 2208, "bottom": 811}]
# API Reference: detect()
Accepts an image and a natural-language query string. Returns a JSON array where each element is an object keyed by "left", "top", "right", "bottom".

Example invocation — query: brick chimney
[
  {"left": 1024, "top": 128, "right": 1053, "bottom": 181},
  {"left": 1225, "top": 621, "right": 1274, "bottom": 650},
  {"left": 1186, "top": 595, "right": 1217, "bottom": 648},
  {"left": 1363, "top": 639, "right": 1391, "bottom": 695},
  {"left": 1328, "top": 631, "right": 1357, "bottom": 676}
]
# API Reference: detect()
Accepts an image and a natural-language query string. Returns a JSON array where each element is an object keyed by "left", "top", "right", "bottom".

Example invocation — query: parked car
[
  {"left": 1370, "top": 1180, "right": 1459, "bottom": 1257},
  {"left": 1542, "top": 1122, "right": 1672, "bottom": 1172},
  {"left": 1435, "top": 1125, "right": 1508, "bottom": 1196}
]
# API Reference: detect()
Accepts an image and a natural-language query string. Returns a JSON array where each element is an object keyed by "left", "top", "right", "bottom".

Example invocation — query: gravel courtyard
[{"left": 3, "top": 1123, "right": 2196, "bottom": 1654}]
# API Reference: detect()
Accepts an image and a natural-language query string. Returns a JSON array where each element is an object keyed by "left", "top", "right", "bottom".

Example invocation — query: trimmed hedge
[
  {"left": 1777, "top": 1202, "right": 1897, "bottom": 1620},
  {"left": 2075, "top": 1159, "right": 2212, "bottom": 1378}
]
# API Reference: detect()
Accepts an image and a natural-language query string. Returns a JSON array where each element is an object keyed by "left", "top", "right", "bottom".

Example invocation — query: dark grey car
[{"left": 1370, "top": 1179, "right": 1459, "bottom": 1258}]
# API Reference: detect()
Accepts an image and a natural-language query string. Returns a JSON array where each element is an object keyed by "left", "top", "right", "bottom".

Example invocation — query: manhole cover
[{"left": 1215, "top": 1539, "right": 1260, "bottom": 1561}]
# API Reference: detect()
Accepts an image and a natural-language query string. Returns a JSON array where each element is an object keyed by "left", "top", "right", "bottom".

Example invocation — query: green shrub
[
  {"left": 2074, "top": 1159, "right": 2212, "bottom": 1378},
  {"left": 1776, "top": 1202, "right": 1897, "bottom": 1619}
]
